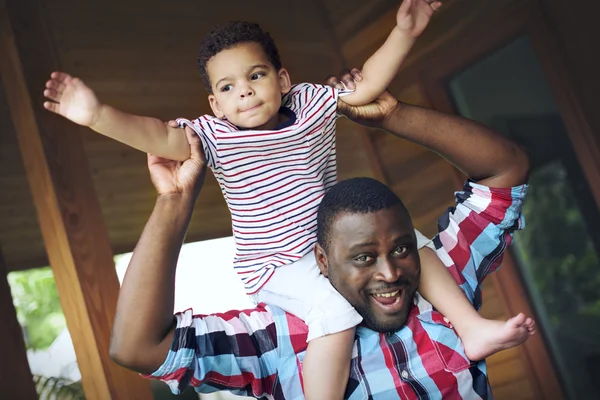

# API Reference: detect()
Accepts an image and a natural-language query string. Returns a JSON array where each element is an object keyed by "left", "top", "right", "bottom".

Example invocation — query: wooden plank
[
  {"left": 0, "top": 245, "right": 38, "bottom": 399},
  {"left": 0, "top": 0, "right": 153, "bottom": 398}
]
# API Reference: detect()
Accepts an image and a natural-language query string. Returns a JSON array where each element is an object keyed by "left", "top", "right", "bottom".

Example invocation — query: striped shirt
[
  {"left": 178, "top": 83, "right": 348, "bottom": 294},
  {"left": 147, "top": 181, "right": 528, "bottom": 399}
]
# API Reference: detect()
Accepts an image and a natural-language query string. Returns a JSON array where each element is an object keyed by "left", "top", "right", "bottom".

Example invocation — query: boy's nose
[{"left": 239, "top": 84, "right": 254, "bottom": 97}]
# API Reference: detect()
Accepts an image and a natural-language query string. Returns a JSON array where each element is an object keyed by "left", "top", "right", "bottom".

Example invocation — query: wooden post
[
  {"left": 0, "top": 245, "right": 38, "bottom": 399},
  {"left": 0, "top": 0, "right": 153, "bottom": 398}
]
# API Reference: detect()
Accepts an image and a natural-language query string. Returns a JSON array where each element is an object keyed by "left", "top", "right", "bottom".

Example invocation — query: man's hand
[
  {"left": 396, "top": 0, "right": 442, "bottom": 38},
  {"left": 328, "top": 69, "right": 399, "bottom": 128},
  {"left": 43, "top": 72, "right": 103, "bottom": 127},
  {"left": 148, "top": 126, "right": 206, "bottom": 197}
]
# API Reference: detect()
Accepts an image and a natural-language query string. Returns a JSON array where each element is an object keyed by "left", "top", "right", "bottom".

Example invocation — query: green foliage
[
  {"left": 7, "top": 267, "right": 66, "bottom": 350},
  {"left": 34, "top": 375, "right": 85, "bottom": 400},
  {"left": 517, "top": 161, "right": 600, "bottom": 322}
]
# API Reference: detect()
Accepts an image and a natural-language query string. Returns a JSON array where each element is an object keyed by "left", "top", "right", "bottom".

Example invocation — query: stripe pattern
[
  {"left": 147, "top": 181, "right": 527, "bottom": 399},
  {"left": 178, "top": 83, "right": 346, "bottom": 294}
]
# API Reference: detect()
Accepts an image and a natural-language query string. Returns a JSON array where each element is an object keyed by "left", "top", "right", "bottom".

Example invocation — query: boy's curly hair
[{"left": 197, "top": 21, "right": 282, "bottom": 93}]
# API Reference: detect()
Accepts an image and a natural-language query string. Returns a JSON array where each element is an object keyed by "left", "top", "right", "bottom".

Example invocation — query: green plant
[{"left": 34, "top": 375, "right": 85, "bottom": 399}]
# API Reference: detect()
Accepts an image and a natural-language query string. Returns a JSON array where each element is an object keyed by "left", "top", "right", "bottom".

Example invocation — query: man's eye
[
  {"left": 392, "top": 246, "right": 409, "bottom": 257},
  {"left": 220, "top": 84, "right": 232, "bottom": 92},
  {"left": 251, "top": 72, "right": 265, "bottom": 80},
  {"left": 354, "top": 255, "right": 372, "bottom": 263}
]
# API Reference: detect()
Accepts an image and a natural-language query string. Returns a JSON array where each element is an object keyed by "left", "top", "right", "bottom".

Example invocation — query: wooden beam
[
  {"left": 0, "top": 1, "right": 153, "bottom": 399},
  {"left": 0, "top": 244, "right": 38, "bottom": 399}
]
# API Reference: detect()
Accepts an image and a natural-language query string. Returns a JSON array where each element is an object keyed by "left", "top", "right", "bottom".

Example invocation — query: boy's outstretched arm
[
  {"left": 43, "top": 72, "right": 191, "bottom": 161},
  {"left": 339, "top": 0, "right": 442, "bottom": 106}
]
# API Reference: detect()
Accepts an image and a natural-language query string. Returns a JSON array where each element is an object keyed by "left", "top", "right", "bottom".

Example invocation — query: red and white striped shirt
[{"left": 178, "top": 83, "right": 348, "bottom": 294}]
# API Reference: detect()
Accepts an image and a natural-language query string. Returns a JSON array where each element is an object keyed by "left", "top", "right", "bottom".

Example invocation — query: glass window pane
[{"left": 448, "top": 35, "right": 600, "bottom": 399}]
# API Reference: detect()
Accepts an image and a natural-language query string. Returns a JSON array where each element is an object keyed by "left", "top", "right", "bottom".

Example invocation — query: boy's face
[{"left": 207, "top": 42, "right": 291, "bottom": 130}]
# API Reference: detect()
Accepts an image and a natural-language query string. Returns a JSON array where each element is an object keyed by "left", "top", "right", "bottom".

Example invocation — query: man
[{"left": 109, "top": 69, "right": 531, "bottom": 399}]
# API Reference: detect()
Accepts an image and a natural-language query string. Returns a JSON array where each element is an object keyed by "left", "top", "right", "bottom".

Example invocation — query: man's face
[
  {"left": 316, "top": 205, "right": 421, "bottom": 333},
  {"left": 206, "top": 42, "right": 291, "bottom": 130}
]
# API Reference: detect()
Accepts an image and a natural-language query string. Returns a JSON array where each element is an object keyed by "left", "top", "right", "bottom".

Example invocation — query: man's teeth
[{"left": 373, "top": 290, "right": 399, "bottom": 298}]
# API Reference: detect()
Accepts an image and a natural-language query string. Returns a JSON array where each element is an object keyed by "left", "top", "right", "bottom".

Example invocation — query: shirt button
[{"left": 401, "top": 370, "right": 409, "bottom": 379}]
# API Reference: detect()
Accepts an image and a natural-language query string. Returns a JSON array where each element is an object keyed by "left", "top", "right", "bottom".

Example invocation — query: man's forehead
[{"left": 330, "top": 206, "right": 412, "bottom": 240}]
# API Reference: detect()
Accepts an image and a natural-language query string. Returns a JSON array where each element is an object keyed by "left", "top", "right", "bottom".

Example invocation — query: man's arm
[
  {"left": 109, "top": 127, "right": 204, "bottom": 373},
  {"left": 331, "top": 70, "right": 529, "bottom": 187},
  {"left": 110, "top": 128, "right": 281, "bottom": 399},
  {"left": 44, "top": 72, "right": 191, "bottom": 161},
  {"left": 339, "top": 0, "right": 441, "bottom": 106}
]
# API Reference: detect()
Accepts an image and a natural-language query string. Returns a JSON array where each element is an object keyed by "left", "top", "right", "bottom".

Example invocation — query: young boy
[{"left": 43, "top": 1, "right": 535, "bottom": 398}]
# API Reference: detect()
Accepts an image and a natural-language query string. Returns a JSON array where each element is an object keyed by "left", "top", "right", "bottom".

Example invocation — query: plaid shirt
[{"left": 147, "top": 181, "right": 527, "bottom": 399}]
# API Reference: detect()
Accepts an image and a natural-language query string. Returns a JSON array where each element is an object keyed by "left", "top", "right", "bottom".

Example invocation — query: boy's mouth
[{"left": 240, "top": 103, "right": 262, "bottom": 113}]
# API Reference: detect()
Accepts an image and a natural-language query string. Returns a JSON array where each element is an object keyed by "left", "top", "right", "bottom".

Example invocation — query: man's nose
[{"left": 375, "top": 257, "right": 400, "bottom": 283}]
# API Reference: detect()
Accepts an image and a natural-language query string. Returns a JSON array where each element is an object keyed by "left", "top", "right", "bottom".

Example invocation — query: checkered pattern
[{"left": 146, "top": 180, "right": 527, "bottom": 399}]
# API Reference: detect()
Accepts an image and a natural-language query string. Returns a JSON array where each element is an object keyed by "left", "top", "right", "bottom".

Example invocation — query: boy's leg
[
  {"left": 303, "top": 329, "right": 354, "bottom": 400},
  {"left": 255, "top": 253, "right": 362, "bottom": 399},
  {"left": 418, "top": 246, "right": 536, "bottom": 360}
]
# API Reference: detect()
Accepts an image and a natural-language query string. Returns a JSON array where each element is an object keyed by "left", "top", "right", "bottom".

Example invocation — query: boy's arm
[
  {"left": 44, "top": 72, "right": 191, "bottom": 161},
  {"left": 339, "top": 0, "right": 442, "bottom": 107}
]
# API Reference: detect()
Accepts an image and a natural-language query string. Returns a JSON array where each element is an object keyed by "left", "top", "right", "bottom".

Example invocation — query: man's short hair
[
  {"left": 317, "top": 177, "right": 405, "bottom": 253},
  {"left": 197, "top": 21, "right": 282, "bottom": 93}
]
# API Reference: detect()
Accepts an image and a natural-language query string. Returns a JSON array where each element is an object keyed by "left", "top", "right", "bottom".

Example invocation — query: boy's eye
[
  {"left": 251, "top": 72, "right": 265, "bottom": 80},
  {"left": 220, "top": 84, "right": 232, "bottom": 92}
]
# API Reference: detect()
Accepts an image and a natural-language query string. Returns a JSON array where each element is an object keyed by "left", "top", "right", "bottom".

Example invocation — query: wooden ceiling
[{"left": 0, "top": 0, "right": 456, "bottom": 272}]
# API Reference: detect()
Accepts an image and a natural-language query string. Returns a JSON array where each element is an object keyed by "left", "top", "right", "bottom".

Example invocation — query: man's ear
[
  {"left": 208, "top": 95, "right": 226, "bottom": 119},
  {"left": 277, "top": 68, "right": 292, "bottom": 95},
  {"left": 314, "top": 243, "right": 329, "bottom": 277}
]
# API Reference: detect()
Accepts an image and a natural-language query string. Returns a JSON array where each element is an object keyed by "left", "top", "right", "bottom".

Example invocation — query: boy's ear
[
  {"left": 277, "top": 68, "right": 292, "bottom": 95},
  {"left": 314, "top": 243, "right": 329, "bottom": 277},
  {"left": 208, "top": 95, "right": 226, "bottom": 119}
]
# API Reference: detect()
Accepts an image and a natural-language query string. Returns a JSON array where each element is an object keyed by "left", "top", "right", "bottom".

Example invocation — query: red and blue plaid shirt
[{"left": 146, "top": 181, "right": 527, "bottom": 399}]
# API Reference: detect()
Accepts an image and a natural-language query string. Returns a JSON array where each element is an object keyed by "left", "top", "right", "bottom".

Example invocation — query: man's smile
[{"left": 369, "top": 287, "right": 406, "bottom": 313}]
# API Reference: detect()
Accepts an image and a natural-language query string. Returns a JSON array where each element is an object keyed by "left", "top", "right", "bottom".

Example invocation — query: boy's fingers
[
  {"left": 165, "top": 120, "right": 179, "bottom": 127},
  {"left": 46, "top": 79, "right": 65, "bottom": 93},
  {"left": 43, "top": 101, "right": 59, "bottom": 113},
  {"left": 43, "top": 89, "right": 59, "bottom": 101},
  {"left": 50, "top": 71, "right": 71, "bottom": 82}
]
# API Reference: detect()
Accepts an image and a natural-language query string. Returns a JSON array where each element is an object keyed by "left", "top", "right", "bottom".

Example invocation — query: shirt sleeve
[
  {"left": 143, "top": 306, "right": 280, "bottom": 397},
  {"left": 176, "top": 116, "right": 219, "bottom": 170},
  {"left": 331, "top": 85, "right": 355, "bottom": 119},
  {"left": 432, "top": 180, "right": 527, "bottom": 309}
]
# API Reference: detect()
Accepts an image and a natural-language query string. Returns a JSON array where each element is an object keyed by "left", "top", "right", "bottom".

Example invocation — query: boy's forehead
[{"left": 207, "top": 42, "right": 273, "bottom": 78}]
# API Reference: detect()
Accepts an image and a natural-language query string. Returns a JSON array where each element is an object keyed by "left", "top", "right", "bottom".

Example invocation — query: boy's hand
[
  {"left": 396, "top": 0, "right": 442, "bottom": 38},
  {"left": 43, "top": 72, "right": 102, "bottom": 127},
  {"left": 328, "top": 69, "right": 399, "bottom": 128},
  {"left": 148, "top": 127, "right": 206, "bottom": 197}
]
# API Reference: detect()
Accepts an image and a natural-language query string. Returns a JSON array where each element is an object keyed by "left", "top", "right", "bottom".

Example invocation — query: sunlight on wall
[{"left": 116, "top": 236, "right": 254, "bottom": 315}]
